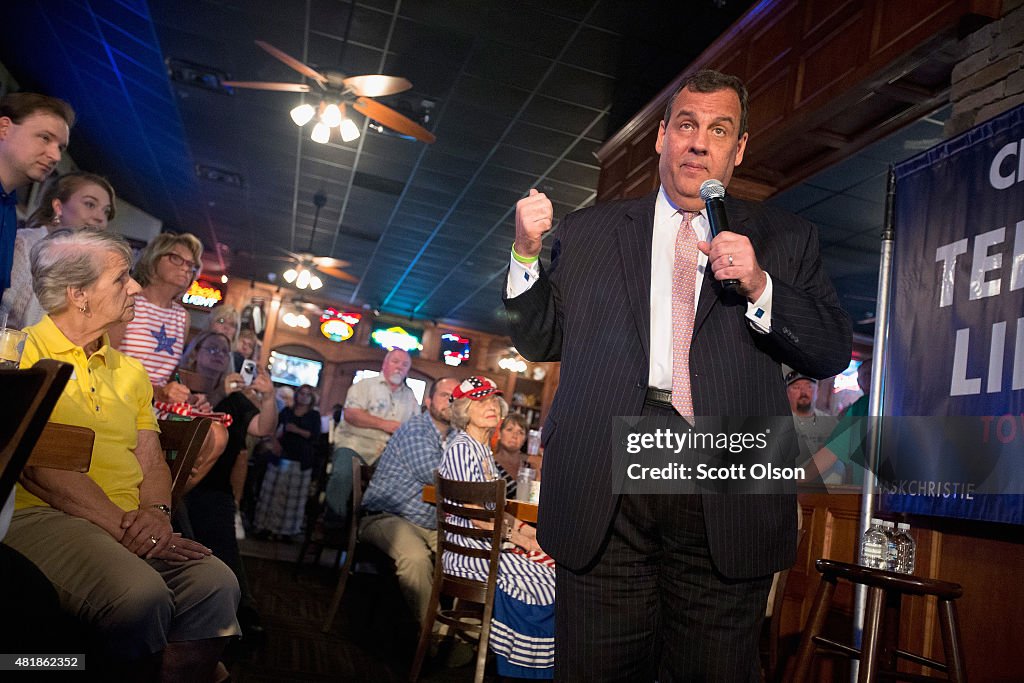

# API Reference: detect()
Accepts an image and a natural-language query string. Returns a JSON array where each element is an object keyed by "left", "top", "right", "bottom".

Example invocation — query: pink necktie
[{"left": 672, "top": 211, "right": 699, "bottom": 418}]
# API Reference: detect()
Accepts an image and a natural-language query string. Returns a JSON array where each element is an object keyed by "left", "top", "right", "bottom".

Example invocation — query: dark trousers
[
  {"left": 185, "top": 487, "right": 257, "bottom": 613},
  {"left": 554, "top": 402, "right": 772, "bottom": 682}
]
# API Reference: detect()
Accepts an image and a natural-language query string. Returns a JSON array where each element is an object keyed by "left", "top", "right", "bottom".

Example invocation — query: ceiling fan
[
  {"left": 223, "top": 32, "right": 435, "bottom": 144},
  {"left": 279, "top": 191, "right": 360, "bottom": 290}
]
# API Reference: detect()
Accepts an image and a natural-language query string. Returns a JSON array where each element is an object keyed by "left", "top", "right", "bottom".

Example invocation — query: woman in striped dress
[{"left": 438, "top": 376, "right": 555, "bottom": 679}]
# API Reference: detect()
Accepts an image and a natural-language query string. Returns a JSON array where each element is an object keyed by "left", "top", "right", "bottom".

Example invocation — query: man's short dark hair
[
  {"left": 0, "top": 92, "right": 76, "bottom": 128},
  {"left": 428, "top": 376, "right": 458, "bottom": 399},
  {"left": 663, "top": 69, "right": 748, "bottom": 136}
]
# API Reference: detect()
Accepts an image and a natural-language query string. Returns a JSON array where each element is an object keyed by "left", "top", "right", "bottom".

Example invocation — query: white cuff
[
  {"left": 506, "top": 252, "right": 541, "bottom": 299},
  {"left": 745, "top": 272, "right": 773, "bottom": 333}
]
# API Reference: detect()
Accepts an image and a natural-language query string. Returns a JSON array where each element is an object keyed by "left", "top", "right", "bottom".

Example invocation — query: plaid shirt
[{"left": 361, "top": 410, "right": 453, "bottom": 529}]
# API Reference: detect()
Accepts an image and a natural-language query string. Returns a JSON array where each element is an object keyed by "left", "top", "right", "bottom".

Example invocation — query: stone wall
[{"left": 947, "top": 0, "right": 1024, "bottom": 136}]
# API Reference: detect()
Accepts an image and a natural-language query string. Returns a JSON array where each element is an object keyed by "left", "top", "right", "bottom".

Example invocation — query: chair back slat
[
  {"left": 27, "top": 423, "right": 94, "bottom": 471},
  {"left": 0, "top": 360, "right": 73, "bottom": 502},
  {"left": 158, "top": 418, "right": 213, "bottom": 508}
]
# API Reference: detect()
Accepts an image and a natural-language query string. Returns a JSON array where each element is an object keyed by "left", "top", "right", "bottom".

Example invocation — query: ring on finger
[
  {"left": 727, "top": 254, "right": 734, "bottom": 266},
  {"left": 150, "top": 535, "right": 159, "bottom": 545}
]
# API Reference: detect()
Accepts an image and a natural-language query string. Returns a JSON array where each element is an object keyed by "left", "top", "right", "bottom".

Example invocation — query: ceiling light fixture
[
  {"left": 293, "top": 99, "right": 360, "bottom": 145},
  {"left": 282, "top": 263, "right": 324, "bottom": 291}
]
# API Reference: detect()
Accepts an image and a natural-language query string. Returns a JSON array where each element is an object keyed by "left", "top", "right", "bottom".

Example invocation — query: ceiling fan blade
[
  {"left": 255, "top": 40, "right": 328, "bottom": 87},
  {"left": 352, "top": 97, "right": 436, "bottom": 144},
  {"left": 343, "top": 75, "right": 412, "bottom": 98},
  {"left": 222, "top": 80, "right": 311, "bottom": 92},
  {"left": 311, "top": 255, "right": 351, "bottom": 269},
  {"left": 318, "top": 265, "right": 360, "bottom": 283}
]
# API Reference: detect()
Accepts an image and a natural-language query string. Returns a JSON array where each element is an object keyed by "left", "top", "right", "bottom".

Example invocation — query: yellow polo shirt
[{"left": 16, "top": 316, "right": 159, "bottom": 512}]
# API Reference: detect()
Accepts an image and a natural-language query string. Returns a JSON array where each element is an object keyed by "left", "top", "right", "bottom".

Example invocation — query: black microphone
[{"left": 699, "top": 179, "right": 739, "bottom": 292}]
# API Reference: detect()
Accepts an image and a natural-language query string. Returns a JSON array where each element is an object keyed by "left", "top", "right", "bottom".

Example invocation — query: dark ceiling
[{"left": 0, "top": 0, "right": 944, "bottom": 340}]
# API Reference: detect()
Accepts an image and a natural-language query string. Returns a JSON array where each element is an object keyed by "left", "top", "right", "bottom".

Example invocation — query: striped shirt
[{"left": 117, "top": 294, "right": 187, "bottom": 386}]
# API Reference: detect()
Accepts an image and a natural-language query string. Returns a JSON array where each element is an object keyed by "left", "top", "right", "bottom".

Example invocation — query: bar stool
[{"left": 791, "top": 559, "right": 966, "bottom": 683}]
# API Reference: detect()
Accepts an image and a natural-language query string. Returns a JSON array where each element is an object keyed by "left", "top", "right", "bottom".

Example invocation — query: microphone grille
[{"left": 700, "top": 179, "right": 725, "bottom": 201}]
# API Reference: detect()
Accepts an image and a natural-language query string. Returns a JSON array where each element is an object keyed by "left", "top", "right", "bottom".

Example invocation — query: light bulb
[
  {"left": 310, "top": 275, "right": 323, "bottom": 290},
  {"left": 220, "top": 274, "right": 229, "bottom": 284},
  {"left": 296, "top": 269, "right": 312, "bottom": 289},
  {"left": 283, "top": 268, "right": 298, "bottom": 283},
  {"left": 339, "top": 117, "right": 360, "bottom": 142},
  {"left": 321, "top": 103, "right": 342, "bottom": 127},
  {"left": 298, "top": 314, "right": 311, "bottom": 328},
  {"left": 310, "top": 122, "right": 330, "bottom": 144},
  {"left": 290, "top": 103, "right": 315, "bottom": 126},
  {"left": 282, "top": 312, "right": 296, "bottom": 327}
]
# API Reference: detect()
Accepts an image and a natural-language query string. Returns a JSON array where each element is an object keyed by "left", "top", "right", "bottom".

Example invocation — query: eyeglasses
[
  {"left": 198, "top": 346, "right": 230, "bottom": 356},
  {"left": 164, "top": 252, "right": 199, "bottom": 272}
]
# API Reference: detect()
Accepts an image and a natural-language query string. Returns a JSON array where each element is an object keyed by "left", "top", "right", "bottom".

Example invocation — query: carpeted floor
[{"left": 229, "top": 539, "right": 491, "bottom": 682}]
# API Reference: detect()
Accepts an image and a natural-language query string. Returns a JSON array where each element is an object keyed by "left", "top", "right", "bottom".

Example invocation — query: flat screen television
[{"left": 269, "top": 350, "right": 323, "bottom": 388}]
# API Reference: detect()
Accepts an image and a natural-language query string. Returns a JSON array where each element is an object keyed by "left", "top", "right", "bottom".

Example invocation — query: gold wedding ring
[{"left": 150, "top": 536, "right": 159, "bottom": 545}]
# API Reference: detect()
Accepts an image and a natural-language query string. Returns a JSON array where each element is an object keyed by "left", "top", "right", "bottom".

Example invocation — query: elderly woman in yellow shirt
[{"left": 5, "top": 228, "right": 239, "bottom": 682}]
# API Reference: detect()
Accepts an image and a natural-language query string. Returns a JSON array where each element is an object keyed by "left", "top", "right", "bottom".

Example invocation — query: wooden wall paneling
[
  {"left": 801, "top": 0, "right": 863, "bottom": 39},
  {"left": 795, "top": 11, "right": 869, "bottom": 109},
  {"left": 872, "top": 0, "right": 959, "bottom": 57},
  {"left": 745, "top": 3, "right": 799, "bottom": 83},
  {"left": 597, "top": 146, "right": 628, "bottom": 199},
  {"left": 746, "top": 68, "right": 793, "bottom": 139}
]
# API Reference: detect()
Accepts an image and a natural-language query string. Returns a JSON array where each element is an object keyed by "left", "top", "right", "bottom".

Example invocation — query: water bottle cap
[
  {"left": 897, "top": 522, "right": 910, "bottom": 530},
  {"left": 882, "top": 521, "right": 895, "bottom": 527},
  {"left": 870, "top": 518, "right": 882, "bottom": 525}
]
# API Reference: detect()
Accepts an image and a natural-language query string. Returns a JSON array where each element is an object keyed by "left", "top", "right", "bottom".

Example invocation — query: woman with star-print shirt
[{"left": 110, "top": 232, "right": 204, "bottom": 405}]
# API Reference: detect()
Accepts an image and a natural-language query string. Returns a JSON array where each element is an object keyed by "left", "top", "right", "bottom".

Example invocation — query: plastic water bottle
[
  {"left": 881, "top": 520, "right": 898, "bottom": 570},
  {"left": 893, "top": 522, "right": 916, "bottom": 574},
  {"left": 860, "top": 518, "right": 888, "bottom": 569},
  {"left": 516, "top": 465, "right": 535, "bottom": 502}
]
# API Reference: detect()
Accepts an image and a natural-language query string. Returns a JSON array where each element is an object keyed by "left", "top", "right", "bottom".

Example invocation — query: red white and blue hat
[{"left": 451, "top": 375, "right": 503, "bottom": 401}]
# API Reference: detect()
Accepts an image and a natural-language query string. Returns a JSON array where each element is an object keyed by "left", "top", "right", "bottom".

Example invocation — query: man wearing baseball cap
[{"left": 785, "top": 367, "right": 841, "bottom": 483}]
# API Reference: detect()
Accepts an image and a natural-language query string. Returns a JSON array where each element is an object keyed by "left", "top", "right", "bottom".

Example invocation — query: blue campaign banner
[{"left": 883, "top": 103, "right": 1024, "bottom": 525}]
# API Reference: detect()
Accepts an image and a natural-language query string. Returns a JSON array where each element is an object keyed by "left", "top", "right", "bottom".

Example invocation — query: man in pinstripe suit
[{"left": 503, "top": 70, "right": 851, "bottom": 681}]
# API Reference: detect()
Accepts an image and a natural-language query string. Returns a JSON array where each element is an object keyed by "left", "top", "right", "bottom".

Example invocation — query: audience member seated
[
  {"left": 110, "top": 232, "right": 226, "bottom": 491},
  {"left": 2, "top": 171, "right": 115, "bottom": 330},
  {"left": 359, "top": 377, "right": 458, "bottom": 624},
  {"left": 179, "top": 329, "right": 278, "bottom": 638},
  {"left": 438, "top": 376, "right": 555, "bottom": 679},
  {"left": 327, "top": 349, "right": 419, "bottom": 529},
  {"left": 491, "top": 412, "right": 528, "bottom": 500},
  {"left": 5, "top": 228, "right": 239, "bottom": 680}
]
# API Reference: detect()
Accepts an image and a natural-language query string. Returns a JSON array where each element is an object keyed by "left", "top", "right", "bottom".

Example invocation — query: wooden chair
[
  {"left": 158, "top": 418, "right": 213, "bottom": 508},
  {"left": 791, "top": 559, "right": 966, "bottom": 683},
  {"left": 409, "top": 474, "right": 506, "bottom": 683},
  {"left": 318, "top": 458, "right": 375, "bottom": 632},
  {"left": 0, "top": 359, "right": 74, "bottom": 502}
]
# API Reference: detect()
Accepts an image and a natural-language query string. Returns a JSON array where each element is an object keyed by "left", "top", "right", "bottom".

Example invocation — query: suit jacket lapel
[{"left": 617, "top": 195, "right": 656, "bottom": 365}]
